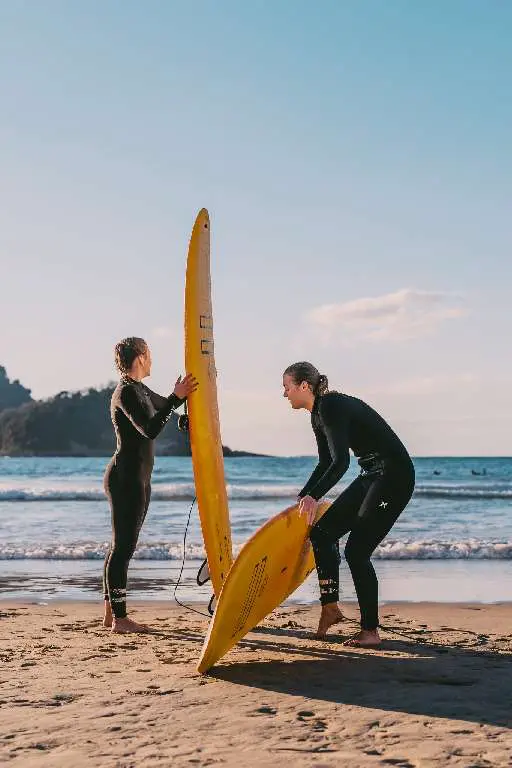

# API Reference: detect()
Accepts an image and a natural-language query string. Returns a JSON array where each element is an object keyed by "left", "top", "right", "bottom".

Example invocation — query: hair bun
[{"left": 317, "top": 373, "right": 329, "bottom": 395}]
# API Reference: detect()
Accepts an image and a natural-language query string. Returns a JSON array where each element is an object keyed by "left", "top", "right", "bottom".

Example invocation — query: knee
[{"left": 108, "top": 541, "right": 135, "bottom": 567}]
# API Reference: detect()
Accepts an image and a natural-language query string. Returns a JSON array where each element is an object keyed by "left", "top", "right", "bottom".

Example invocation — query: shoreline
[
  {"left": 3, "top": 597, "right": 512, "bottom": 607},
  {"left": 2, "top": 601, "right": 511, "bottom": 767},
  {"left": 2, "top": 558, "right": 511, "bottom": 605}
]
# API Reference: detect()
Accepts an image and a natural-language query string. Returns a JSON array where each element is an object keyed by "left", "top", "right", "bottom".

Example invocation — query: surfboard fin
[
  {"left": 208, "top": 594, "right": 217, "bottom": 616},
  {"left": 197, "top": 558, "right": 211, "bottom": 586}
]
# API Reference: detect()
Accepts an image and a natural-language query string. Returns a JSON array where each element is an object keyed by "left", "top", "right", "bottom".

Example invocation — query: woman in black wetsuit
[
  {"left": 103, "top": 337, "right": 197, "bottom": 633},
  {"left": 283, "top": 361, "right": 415, "bottom": 648}
]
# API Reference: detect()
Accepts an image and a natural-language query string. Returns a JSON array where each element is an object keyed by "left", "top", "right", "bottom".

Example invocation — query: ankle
[{"left": 321, "top": 601, "right": 341, "bottom": 612}]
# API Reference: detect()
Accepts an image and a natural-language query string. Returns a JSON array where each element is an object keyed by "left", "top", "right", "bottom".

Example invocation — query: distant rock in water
[{"left": 0, "top": 372, "right": 266, "bottom": 457}]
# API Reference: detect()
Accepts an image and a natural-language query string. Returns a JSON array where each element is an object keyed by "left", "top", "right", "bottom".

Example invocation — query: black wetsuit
[
  {"left": 103, "top": 377, "right": 183, "bottom": 618},
  {"left": 299, "top": 392, "right": 415, "bottom": 630}
]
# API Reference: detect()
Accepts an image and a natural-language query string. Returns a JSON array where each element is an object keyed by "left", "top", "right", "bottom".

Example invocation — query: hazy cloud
[
  {"left": 306, "top": 288, "right": 467, "bottom": 343},
  {"left": 369, "top": 373, "right": 479, "bottom": 397},
  {"left": 151, "top": 326, "right": 179, "bottom": 339}
]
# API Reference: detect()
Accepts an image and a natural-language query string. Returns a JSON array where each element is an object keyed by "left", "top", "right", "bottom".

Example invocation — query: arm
[
  {"left": 144, "top": 385, "right": 185, "bottom": 411},
  {"left": 306, "top": 396, "right": 350, "bottom": 500},
  {"left": 298, "top": 428, "right": 331, "bottom": 498},
  {"left": 120, "top": 385, "right": 181, "bottom": 440}
]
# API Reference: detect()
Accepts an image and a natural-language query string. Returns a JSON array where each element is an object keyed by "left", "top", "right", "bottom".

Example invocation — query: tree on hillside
[
  {"left": 0, "top": 375, "right": 263, "bottom": 456},
  {"left": 0, "top": 384, "right": 190, "bottom": 456},
  {"left": 0, "top": 366, "right": 32, "bottom": 411}
]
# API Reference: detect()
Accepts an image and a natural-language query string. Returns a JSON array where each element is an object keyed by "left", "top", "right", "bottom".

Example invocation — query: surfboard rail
[
  {"left": 184, "top": 209, "right": 233, "bottom": 597},
  {"left": 197, "top": 501, "right": 330, "bottom": 673}
]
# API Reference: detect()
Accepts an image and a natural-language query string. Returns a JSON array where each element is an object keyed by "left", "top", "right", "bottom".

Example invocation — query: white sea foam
[
  {"left": 0, "top": 539, "right": 510, "bottom": 561},
  {"left": 1, "top": 482, "right": 510, "bottom": 502}
]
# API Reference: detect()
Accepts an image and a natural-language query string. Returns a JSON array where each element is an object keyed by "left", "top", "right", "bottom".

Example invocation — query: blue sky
[{"left": 1, "top": 1, "right": 510, "bottom": 455}]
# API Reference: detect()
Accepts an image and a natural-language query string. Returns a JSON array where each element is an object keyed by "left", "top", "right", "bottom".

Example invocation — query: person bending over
[{"left": 283, "top": 361, "right": 415, "bottom": 648}]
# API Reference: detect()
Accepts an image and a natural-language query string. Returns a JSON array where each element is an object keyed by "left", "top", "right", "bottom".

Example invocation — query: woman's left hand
[
  {"left": 173, "top": 373, "right": 198, "bottom": 400},
  {"left": 298, "top": 495, "right": 318, "bottom": 526}
]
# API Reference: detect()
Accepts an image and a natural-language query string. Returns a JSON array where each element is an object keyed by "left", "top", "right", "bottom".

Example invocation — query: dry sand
[{"left": 1, "top": 600, "right": 511, "bottom": 767}]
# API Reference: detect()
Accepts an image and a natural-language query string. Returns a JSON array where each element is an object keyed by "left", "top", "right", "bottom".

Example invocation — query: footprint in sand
[
  {"left": 19, "top": 694, "right": 77, "bottom": 709},
  {"left": 254, "top": 705, "right": 277, "bottom": 715},
  {"left": 400, "top": 676, "right": 475, "bottom": 687},
  {"left": 52, "top": 693, "right": 76, "bottom": 704},
  {"left": 28, "top": 743, "right": 55, "bottom": 751},
  {"left": 127, "top": 688, "right": 182, "bottom": 696},
  {"left": 158, "top": 657, "right": 183, "bottom": 665}
]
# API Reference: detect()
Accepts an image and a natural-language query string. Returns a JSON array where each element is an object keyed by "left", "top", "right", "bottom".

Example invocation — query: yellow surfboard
[
  {"left": 197, "top": 502, "right": 330, "bottom": 673},
  {"left": 184, "top": 209, "right": 233, "bottom": 597}
]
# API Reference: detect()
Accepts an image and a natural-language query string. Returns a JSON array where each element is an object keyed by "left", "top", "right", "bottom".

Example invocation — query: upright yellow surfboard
[
  {"left": 197, "top": 502, "right": 330, "bottom": 673},
  {"left": 184, "top": 209, "right": 233, "bottom": 597}
]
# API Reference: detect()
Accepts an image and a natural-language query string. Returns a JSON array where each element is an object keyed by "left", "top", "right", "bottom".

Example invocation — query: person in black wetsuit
[
  {"left": 103, "top": 337, "right": 197, "bottom": 634},
  {"left": 283, "top": 361, "right": 415, "bottom": 648}
]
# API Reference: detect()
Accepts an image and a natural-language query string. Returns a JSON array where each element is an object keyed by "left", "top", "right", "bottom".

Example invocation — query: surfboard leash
[
  {"left": 322, "top": 616, "right": 503, "bottom": 653},
  {"left": 171, "top": 494, "right": 210, "bottom": 619},
  {"left": 376, "top": 620, "right": 507, "bottom": 652},
  {"left": 171, "top": 401, "right": 211, "bottom": 619}
]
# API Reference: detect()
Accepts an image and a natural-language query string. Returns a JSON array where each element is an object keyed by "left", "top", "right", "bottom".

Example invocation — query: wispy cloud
[
  {"left": 306, "top": 288, "right": 467, "bottom": 343},
  {"left": 365, "top": 373, "right": 479, "bottom": 397},
  {"left": 151, "top": 326, "right": 179, "bottom": 340}
]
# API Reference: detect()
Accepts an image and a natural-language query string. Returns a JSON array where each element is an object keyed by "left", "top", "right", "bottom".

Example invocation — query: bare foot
[
  {"left": 103, "top": 600, "right": 113, "bottom": 629},
  {"left": 343, "top": 629, "right": 381, "bottom": 648},
  {"left": 111, "top": 617, "right": 151, "bottom": 634},
  {"left": 315, "top": 602, "right": 344, "bottom": 639}
]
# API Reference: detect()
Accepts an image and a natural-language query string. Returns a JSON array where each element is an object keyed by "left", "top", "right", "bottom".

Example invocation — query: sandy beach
[{"left": 1, "top": 600, "right": 511, "bottom": 767}]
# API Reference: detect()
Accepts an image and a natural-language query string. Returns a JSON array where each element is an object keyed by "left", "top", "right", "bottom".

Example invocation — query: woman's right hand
[
  {"left": 173, "top": 373, "right": 198, "bottom": 400},
  {"left": 298, "top": 495, "right": 318, "bottom": 526}
]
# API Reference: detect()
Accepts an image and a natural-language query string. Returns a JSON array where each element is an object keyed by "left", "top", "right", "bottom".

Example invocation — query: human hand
[
  {"left": 298, "top": 495, "right": 318, "bottom": 526},
  {"left": 173, "top": 373, "right": 198, "bottom": 400}
]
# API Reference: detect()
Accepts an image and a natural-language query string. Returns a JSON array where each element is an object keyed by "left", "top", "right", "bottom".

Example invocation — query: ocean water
[{"left": 0, "top": 456, "right": 510, "bottom": 605}]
